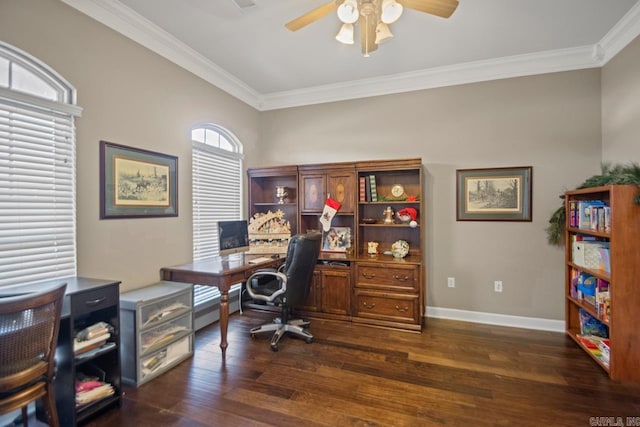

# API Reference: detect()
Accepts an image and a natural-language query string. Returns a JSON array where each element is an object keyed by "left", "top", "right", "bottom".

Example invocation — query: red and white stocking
[{"left": 320, "top": 197, "right": 341, "bottom": 231}]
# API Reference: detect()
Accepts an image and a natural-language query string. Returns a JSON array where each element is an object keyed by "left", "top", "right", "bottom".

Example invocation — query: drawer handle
[
  {"left": 362, "top": 273, "right": 376, "bottom": 279},
  {"left": 395, "top": 305, "right": 409, "bottom": 313},
  {"left": 85, "top": 297, "right": 106, "bottom": 306},
  {"left": 363, "top": 302, "right": 376, "bottom": 309},
  {"left": 393, "top": 275, "right": 409, "bottom": 282}
]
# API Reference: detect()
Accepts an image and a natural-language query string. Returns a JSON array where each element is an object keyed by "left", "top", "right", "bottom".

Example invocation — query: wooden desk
[{"left": 160, "top": 254, "right": 281, "bottom": 362}]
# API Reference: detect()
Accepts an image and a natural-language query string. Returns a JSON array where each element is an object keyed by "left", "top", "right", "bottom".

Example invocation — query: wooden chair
[{"left": 0, "top": 283, "right": 66, "bottom": 427}]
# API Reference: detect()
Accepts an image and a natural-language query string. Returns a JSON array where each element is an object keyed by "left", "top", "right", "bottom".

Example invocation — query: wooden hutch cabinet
[
  {"left": 247, "top": 158, "right": 424, "bottom": 332},
  {"left": 298, "top": 163, "right": 357, "bottom": 214}
]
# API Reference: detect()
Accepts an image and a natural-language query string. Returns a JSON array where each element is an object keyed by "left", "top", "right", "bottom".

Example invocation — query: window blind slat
[
  {"left": 192, "top": 128, "right": 242, "bottom": 308},
  {"left": 0, "top": 95, "right": 76, "bottom": 287}
]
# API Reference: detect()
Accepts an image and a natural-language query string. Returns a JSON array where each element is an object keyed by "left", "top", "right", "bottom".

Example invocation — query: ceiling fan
[{"left": 285, "top": 0, "right": 459, "bottom": 57}]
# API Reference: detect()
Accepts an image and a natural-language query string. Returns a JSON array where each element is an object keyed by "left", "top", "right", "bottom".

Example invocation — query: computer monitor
[{"left": 218, "top": 219, "right": 250, "bottom": 257}]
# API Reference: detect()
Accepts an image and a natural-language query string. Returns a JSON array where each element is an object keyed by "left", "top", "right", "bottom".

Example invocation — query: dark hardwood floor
[{"left": 85, "top": 310, "right": 640, "bottom": 427}]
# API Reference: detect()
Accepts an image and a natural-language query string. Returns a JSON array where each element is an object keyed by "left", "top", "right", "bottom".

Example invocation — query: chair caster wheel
[
  {"left": 270, "top": 344, "right": 279, "bottom": 352},
  {"left": 251, "top": 333, "right": 256, "bottom": 339},
  {"left": 305, "top": 337, "right": 313, "bottom": 344}
]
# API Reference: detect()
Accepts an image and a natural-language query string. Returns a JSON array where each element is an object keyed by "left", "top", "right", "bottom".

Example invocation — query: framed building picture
[
  {"left": 456, "top": 166, "right": 532, "bottom": 221},
  {"left": 100, "top": 140, "right": 178, "bottom": 219}
]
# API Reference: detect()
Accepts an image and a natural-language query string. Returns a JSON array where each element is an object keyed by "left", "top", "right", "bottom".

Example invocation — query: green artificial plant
[{"left": 546, "top": 162, "right": 640, "bottom": 246}]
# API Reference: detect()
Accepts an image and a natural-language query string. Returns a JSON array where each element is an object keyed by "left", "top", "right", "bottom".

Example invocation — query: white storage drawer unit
[{"left": 120, "top": 281, "right": 194, "bottom": 386}]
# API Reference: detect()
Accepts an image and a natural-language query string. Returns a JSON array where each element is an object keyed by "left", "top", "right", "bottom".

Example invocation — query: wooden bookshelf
[{"left": 564, "top": 185, "right": 640, "bottom": 382}]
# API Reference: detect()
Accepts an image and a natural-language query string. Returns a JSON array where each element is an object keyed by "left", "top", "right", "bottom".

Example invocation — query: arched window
[
  {"left": 0, "top": 41, "right": 81, "bottom": 286},
  {"left": 191, "top": 124, "right": 244, "bottom": 329}
]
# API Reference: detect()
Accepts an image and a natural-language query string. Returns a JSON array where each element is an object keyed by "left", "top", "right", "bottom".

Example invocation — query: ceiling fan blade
[
  {"left": 397, "top": 0, "right": 459, "bottom": 18},
  {"left": 359, "top": 12, "right": 378, "bottom": 57},
  {"left": 285, "top": 1, "right": 341, "bottom": 31}
]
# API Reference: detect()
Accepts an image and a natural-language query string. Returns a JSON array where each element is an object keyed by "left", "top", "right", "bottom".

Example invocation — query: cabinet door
[
  {"left": 321, "top": 269, "right": 351, "bottom": 315},
  {"left": 301, "top": 269, "right": 322, "bottom": 312},
  {"left": 300, "top": 173, "right": 326, "bottom": 212},
  {"left": 328, "top": 171, "right": 356, "bottom": 213}
]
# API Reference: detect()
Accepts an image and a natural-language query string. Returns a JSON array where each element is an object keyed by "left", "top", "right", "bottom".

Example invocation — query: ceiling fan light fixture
[
  {"left": 337, "top": 0, "right": 359, "bottom": 24},
  {"left": 375, "top": 22, "right": 393, "bottom": 44},
  {"left": 381, "top": 0, "right": 403, "bottom": 24},
  {"left": 336, "top": 23, "right": 355, "bottom": 45}
]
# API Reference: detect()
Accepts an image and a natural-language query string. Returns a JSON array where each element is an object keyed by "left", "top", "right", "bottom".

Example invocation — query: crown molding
[
  {"left": 63, "top": 0, "right": 640, "bottom": 112},
  {"left": 259, "top": 46, "right": 599, "bottom": 110},
  {"left": 61, "top": 0, "right": 263, "bottom": 108},
  {"left": 595, "top": 0, "right": 640, "bottom": 65}
]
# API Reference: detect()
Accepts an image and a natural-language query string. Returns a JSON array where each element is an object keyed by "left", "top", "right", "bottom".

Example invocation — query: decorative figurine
[
  {"left": 275, "top": 186, "right": 287, "bottom": 204},
  {"left": 367, "top": 241, "right": 379, "bottom": 255},
  {"left": 391, "top": 240, "right": 410, "bottom": 258},
  {"left": 397, "top": 207, "right": 418, "bottom": 228},
  {"left": 383, "top": 206, "right": 394, "bottom": 224}
]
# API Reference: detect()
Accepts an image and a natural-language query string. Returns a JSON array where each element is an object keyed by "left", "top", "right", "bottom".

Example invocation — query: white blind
[
  {"left": 192, "top": 141, "right": 242, "bottom": 305},
  {"left": 0, "top": 99, "right": 76, "bottom": 286}
]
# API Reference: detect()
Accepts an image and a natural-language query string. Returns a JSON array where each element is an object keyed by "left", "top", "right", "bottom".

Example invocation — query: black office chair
[
  {"left": 246, "top": 232, "right": 321, "bottom": 351},
  {"left": 0, "top": 282, "right": 66, "bottom": 427}
]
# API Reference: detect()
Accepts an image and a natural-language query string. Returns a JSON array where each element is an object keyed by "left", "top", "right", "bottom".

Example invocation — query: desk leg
[{"left": 219, "top": 290, "right": 229, "bottom": 360}]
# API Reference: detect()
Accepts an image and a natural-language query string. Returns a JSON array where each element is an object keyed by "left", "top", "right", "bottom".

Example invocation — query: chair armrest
[{"left": 245, "top": 270, "right": 288, "bottom": 302}]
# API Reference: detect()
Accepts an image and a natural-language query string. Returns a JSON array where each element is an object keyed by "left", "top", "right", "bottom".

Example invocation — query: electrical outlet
[
  {"left": 447, "top": 277, "right": 455, "bottom": 288},
  {"left": 494, "top": 280, "right": 503, "bottom": 293}
]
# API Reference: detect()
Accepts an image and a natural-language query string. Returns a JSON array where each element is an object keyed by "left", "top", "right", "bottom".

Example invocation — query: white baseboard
[{"left": 426, "top": 306, "right": 565, "bottom": 333}]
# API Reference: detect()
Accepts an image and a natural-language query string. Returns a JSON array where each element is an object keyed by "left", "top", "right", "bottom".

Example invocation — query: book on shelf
[
  {"left": 570, "top": 200, "right": 608, "bottom": 230},
  {"left": 74, "top": 331, "right": 111, "bottom": 354},
  {"left": 575, "top": 334, "right": 610, "bottom": 367},
  {"left": 587, "top": 205, "right": 611, "bottom": 233},
  {"left": 75, "top": 321, "right": 112, "bottom": 341},
  {"left": 570, "top": 269, "right": 580, "bottom": 299},
  {"left": 579, "top": 200, "right": 605, "bottom": 229},
  {"left": 359, "top": 177, "right": 366, "bottom": 202},
  {"left": 570, "top": 234, "right": 605, "bottom": 242},
  {"left": 603, "top": 206, "right": 611, "bottom": 233},
  {"left": 597, "top": 246, "right": 611, "bottom": 273},
  {"left": 369, "top": 175, "right": 378, "bottom": 202},
  {"left": 598, "top": 339, "right": 610, "bottom": 364},
  {"left": 576, "top": 272, "right": 597, "bottom": 302},
  {"left": 365, "top": 176, "right": 371, "bottom": 202},
  {"left": 596, "top": 288, "right": 611, "bottom": 322},
  {"left": 75, "top": 379, "right": 115, "bottom": 407},
  {"left": 579, "top": 308, "right": 608, "bottom": 339}
]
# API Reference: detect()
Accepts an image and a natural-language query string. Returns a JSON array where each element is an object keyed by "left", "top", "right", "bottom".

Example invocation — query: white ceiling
[{"left": 63, "top": 0, "right": 640, "bottom": 110}]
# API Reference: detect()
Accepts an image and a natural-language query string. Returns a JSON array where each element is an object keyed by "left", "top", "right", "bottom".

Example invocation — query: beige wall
[
  {"left": 0, "top": 0, "right": 261, "bottom": 292},
  {"left": 602, "top": 34, "right": 640, "bottom": 162},
  {"left": 261, "top": 71, "right": 603, "bottom": 320},
  {"left": 4, "top": 0, "right": 636, "bottom": 321}
]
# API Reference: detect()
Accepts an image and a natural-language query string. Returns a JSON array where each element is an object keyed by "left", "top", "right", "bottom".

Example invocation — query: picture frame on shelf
[
  {"left": 100, "top": 140, "right": 178, "bottom": 219},
  {"left": 322, "top": 227, "right": 352, "bottom": 252},
  {"left": 456, "top": 166, "right": 532, "bottom": 221}
]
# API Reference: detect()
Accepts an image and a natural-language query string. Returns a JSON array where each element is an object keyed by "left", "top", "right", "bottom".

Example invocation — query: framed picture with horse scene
[{"left": 100, "top": 140, "right": 178, "bottom": 219}]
